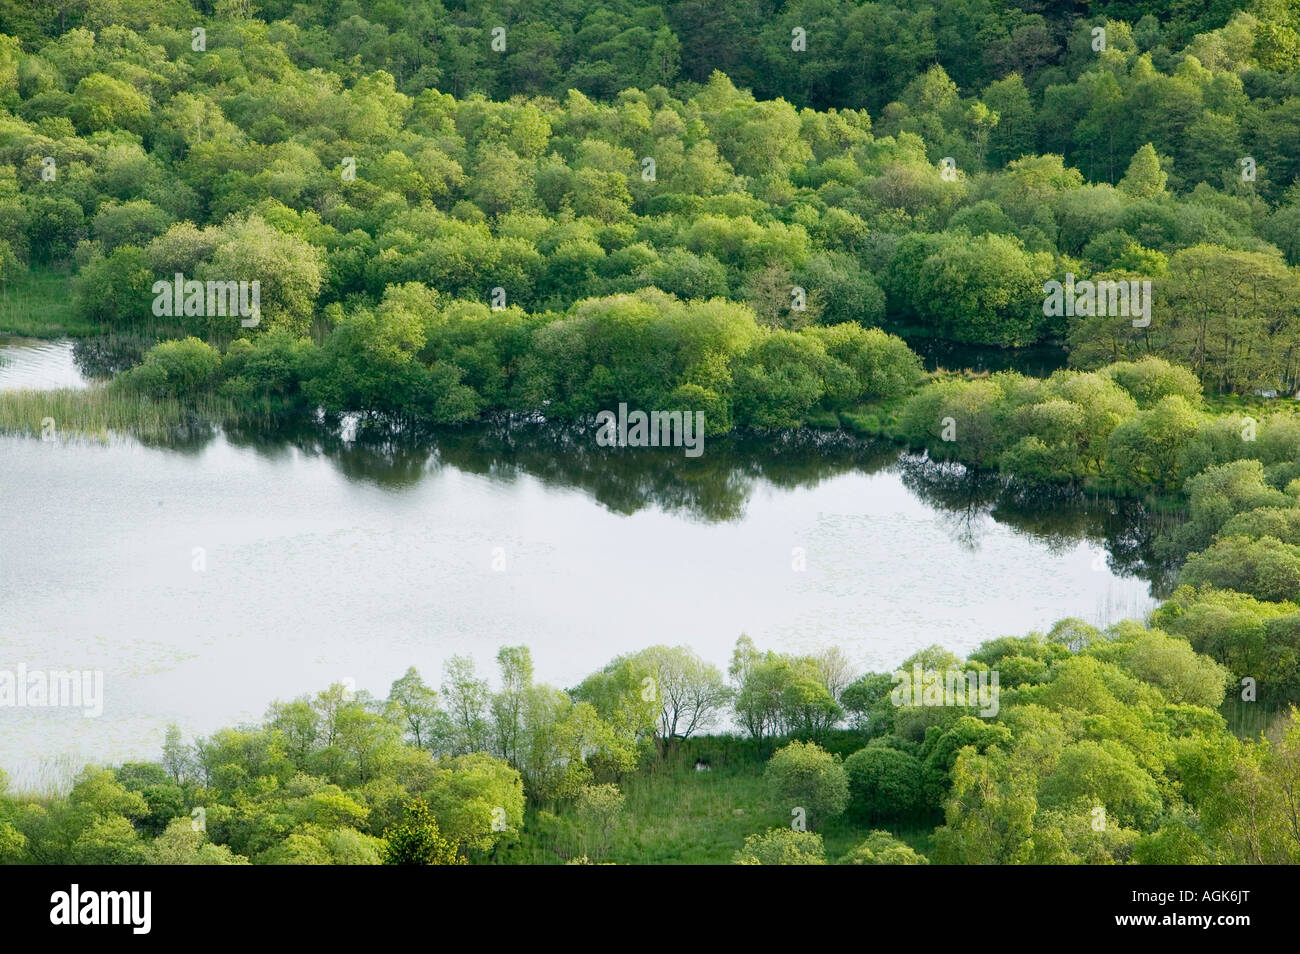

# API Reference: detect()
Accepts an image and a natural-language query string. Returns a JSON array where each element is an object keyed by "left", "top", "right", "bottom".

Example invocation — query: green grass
[
  {"left": 493, "top": 736, "right": 936, "bottom": 865},
  {"left": 840, "top": 395, "right": 909, "bottom": 439},
  {"left": 0, "top": 386, "right": 237, "bottom": 442},
  {"left": 0, "top": 268, "right": 100, "bottom": 338}
]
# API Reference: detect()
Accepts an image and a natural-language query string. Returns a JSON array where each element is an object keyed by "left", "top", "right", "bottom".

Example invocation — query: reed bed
[{"left": 0, "top": 385, "right": 236, "bottom": 442}]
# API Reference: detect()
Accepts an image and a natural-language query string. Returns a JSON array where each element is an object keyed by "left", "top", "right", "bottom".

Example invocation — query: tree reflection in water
[{"left": 140, "top": 415, "right": 1185, "bottom": 594}]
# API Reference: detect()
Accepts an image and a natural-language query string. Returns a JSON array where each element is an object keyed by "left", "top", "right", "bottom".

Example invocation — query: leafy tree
[
  {"left": 69, "top": 72, "right": 150, "bottom": 133},
  {"left": 1103, "top": 357, "right": 1203, "bottom": 408},
  {"left": 909, "top": 233, "right": 1054, "bottom": 346},
  {"left": 1105, "top": 395, "right": 1201, "bottom": 491},
  {"left": 933, "top": 746, "right": 1036, "bottom": 865},
  {"left": 577, "top": 645, "right": 727, "bottom": 751},
  {"left": 1179, "top": 535, "right": 1300, "bottom": 603},
  {"left": 441, "top": 655, "right": 492, "bottom": 756},
  {"left": 764, "top": 740, "right": 849, "bottom": 829},
  {"left": 844, "top": 746, "right": 926, "bottom": 823},
  {"left": 381, "top": 798, "right": 464, "bottom": 865},
  {"left": 205, "top": 214, "right": 324, "bottom": 335},
  {"left": 385, "top": 668, "right": 451, "bottom": 752},
  {"left": 117, "top": 337, "right": 222, "bottom": 398},
  {"left": 1108, "top": 629, "right": 1232, "bottom": 708},
  {"left": 574, "top": 782, "right": 624, "bottom": 862},
  {"left": 1118, "top": 143, "right": 1168, "bottom": 199},
  {"left": 422, "top": 753, "right": 525, "bottom": 854},
  {"left": 146, "top": 819, "right": 249, "bottom": 865}
]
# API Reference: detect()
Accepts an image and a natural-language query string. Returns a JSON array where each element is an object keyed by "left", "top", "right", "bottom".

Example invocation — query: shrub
[
  {"left": 844, "top": 745, "right": 925, "bottom": 823},
  {"left": 732, "top": 827, "right": 826, "bottom": 865},
  {"left": 764, "top": 740, "right": 848, "bottom": 829}
]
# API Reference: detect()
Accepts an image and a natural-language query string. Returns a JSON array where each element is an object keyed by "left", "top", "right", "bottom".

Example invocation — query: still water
[
  {"left": 0, "top": 336, "right": 96, "bottom": 391},
  {"left": 0, "top": 344, "right": 1164, "bottom": 790}
]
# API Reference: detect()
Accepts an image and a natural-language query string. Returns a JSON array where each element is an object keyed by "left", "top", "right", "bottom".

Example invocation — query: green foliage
[
  {"left": 422, "top": 753, "right": 525, "bottom": 854},
  {"left": 1103, "top": 357, "right": 1203, "bottom": 408},
  {"left": 1105, "top": 395, "right": 1203, "bottom": 491},
  {"left": 839, "top": 830, "right": 929, "bottom": 865},
  {"left": 116, "top": 337, "right": 222, "bottom": 398},
  {"left": 1180, "top": 534, "right": 1300, "bottom": 603},
  {"left": 729, "top": 637, "right": 845, "bottom": 740},
  {"left": 1118, "top": 144, "right": 1168, "bottom": 200},
  {"left": 844, "top": 746, "right": 926, "bottom": 823},
  {"left": 908, "top": 232, "right": 1055, "bottom": 346},
  {"left": 573, "top": 644, "right": 726, "bottom": 748},
  {"left": 732, "top": 827, "right": 826, "bottom": 865},
  {"left": 381, "top": 799, "right": 464, "bottom": 866},
  {"left": 1153, "top": 585, "right": 1300, "bottom": 702},
  {"left": 1167, "top": 459, "right": 1291, "bottom": 554},
  {"left": 763, "top": 741, "right": 849, "bottom": 829},
  {"left": 4, "top": 0, "right": 1297, "bottom": 409}
]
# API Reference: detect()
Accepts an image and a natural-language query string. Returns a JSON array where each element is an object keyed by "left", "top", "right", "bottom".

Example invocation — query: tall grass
[
  {"left": 0, "top": 386, "right": 237, "bottom": 442},
  {"left": 0, "top": 269, "right": 98, "bottom": 338},
  {"left": 5, "top": 753, "right": 87, "bottom": 800}
]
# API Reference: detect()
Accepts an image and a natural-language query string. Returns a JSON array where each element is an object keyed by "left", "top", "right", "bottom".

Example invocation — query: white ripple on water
[{"left": 0, "top": 337, "right": 91, "bottom": 391}]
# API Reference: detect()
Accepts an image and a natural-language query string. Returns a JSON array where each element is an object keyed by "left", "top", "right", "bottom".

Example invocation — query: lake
[
  {"left": 0, "top": 342, "right": 1165, "bottom": 790},
  {"left": 0, "top": 336, "right": 98, "bottom": 391}
]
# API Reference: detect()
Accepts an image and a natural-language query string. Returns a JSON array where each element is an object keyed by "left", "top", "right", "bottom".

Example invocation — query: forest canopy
[{"left": 4, "top": 0, "right": 1300, "bottom": 406}]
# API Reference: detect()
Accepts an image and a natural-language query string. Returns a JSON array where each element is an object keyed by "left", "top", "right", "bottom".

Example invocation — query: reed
[{"left": 0, "top": 385, "right": 237, "bottom": 442}]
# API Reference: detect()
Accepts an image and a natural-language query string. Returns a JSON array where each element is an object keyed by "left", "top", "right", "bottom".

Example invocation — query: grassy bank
[{"left": 0, "top": 269, "right": 99, "bottom": 338}]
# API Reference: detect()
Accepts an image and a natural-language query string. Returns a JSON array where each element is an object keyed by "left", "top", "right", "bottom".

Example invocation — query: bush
[
  {"left": 116, "top": 337, "right": 222, "bottom": 398},
  {"left": 1103, "top": 357, "right": 1203, "bottom": 408},
  {"left": 763, "top": 740, "right": 848, "bottom": 829},
  {"left": 1179, "top": 535, "right": 1300, "bottom": 603},
  {"left": 806, "top": 323, "right": 922, "bottom": 404},
  {"left": 844, "top": 745, "right": 925, "bottom": 823},
  {"left": 839, "top": 830, "right": 929, "bottom": 865},
  {"left": 732, "top": 827, "right": 826, "bottom": 865}
]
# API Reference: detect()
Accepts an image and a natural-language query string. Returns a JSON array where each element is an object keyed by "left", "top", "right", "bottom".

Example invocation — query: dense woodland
[
  {"left": 4, "top": 0, "right": 1300, "bottom": 863},
  {"left": 0, "top": 622, "right": 1297, "bottom": 865}
]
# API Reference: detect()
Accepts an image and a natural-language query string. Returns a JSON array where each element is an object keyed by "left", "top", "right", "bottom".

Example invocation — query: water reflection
[
  {"left": 894, "top": 454, "right": 1182, "bottom": 594},
  {"left": 141, "top": 416, "right": 1181, "bottom": 592},
  {"left": 0, "top": 336, "right": 97, "bottom": 390},
  {"left": 907, "top": 337, "right": 1070, "bottom": 376},
  {"left": 69, "top": 334, "right": 152, "bottom": 379}
]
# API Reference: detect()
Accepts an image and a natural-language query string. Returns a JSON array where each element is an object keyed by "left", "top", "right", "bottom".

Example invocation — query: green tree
[
  {"left": 1105, "top": 395, "right": 1201, "bottom": 491},
  {"left": 381, "top": 798, "right": 463, "bottom": 865},
  {"left": 385, "top": 667, "right": 450, "bottom": 752},
  {"left": 844, "top": 745, "right": 926, "bottom": 823},
  {"left": 764, "top": 740, "right": 849, "bottom": 829},
  {"left": 1118, "top": 143, "right": 1168, "bottom": 199},
  {"left": 574, "top": 782, "right": 624, "bottom": 862},
  {"left": 422, "top": 752, "right": 525, "bottom": 854}
]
